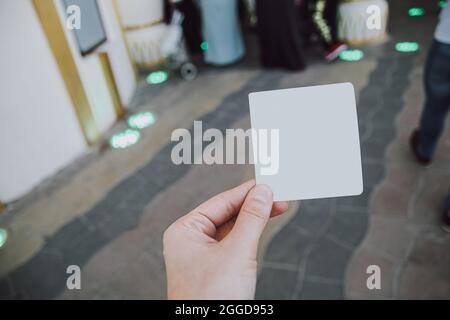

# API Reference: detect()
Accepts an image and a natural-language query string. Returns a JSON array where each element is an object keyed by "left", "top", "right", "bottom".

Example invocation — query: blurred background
[{"left": 0, "top": 0, "right": 449, "bottom": 299}]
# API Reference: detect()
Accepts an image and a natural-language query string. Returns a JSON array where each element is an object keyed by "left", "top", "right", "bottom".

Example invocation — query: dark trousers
[
  {"left": 256, "top": 0, "right": 306, "bottom": 70},
  {"left": 418, "top": 40, "right": 450, "bottom": 158},
  {"left": 418, "top": 39, "right": 450, "bottom": 209}
]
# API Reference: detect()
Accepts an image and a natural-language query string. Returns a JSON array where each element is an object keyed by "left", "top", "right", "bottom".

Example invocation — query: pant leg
[
  {"left": 418, "top": 40, "right": 450, "bottom": 158},
  {"left": 323, "top": 0, "right": 337, "bottom": 41},
  {"left": 312, "top": 0, "right": 337, "bottom": 45},
  {"left": 445, "top": 194, "right": 450, "bottom": 211}
]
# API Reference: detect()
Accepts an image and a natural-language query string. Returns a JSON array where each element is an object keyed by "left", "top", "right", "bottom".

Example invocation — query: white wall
[
  {"left": 117, "top": 0, "right": 163, "bottom": 26},
  {"left": 98, "top": 0, "right": 137, "bottom": 105},
  {"left": 54, "top": 0, "right": 134, "bottom": 133},
  {"left": 0, "top": 0, "right": 137, "bottom": 202},
  {"left": 0, "top": 0, "right": 86, "bottom": 202}
]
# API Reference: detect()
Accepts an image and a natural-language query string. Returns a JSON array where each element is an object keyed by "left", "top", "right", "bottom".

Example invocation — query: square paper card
[{"left": 249, "top": 83, "right": 363, "bottom": 201}]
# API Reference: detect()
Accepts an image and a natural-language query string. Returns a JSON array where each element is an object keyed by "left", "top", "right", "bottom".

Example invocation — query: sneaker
[
  {"left": 409, "top": 130, "right": 432, "bottom": 165},
  {"left": 443, "top": 196, "right": 450, "bottom": 233},
  {"left": 324, "top": 43, "right": 348, "bottom": 62}
]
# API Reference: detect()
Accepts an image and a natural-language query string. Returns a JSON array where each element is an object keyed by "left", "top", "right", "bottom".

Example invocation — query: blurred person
[
  {"left": 410, "top": 0, "right": 450, "bottom": 232},
  {"left": 198, "top": 0, "right": 245, "bottom": 66},
  {"left": 310, "top": 0, "right": 347, "bottom": 61},
  {"left": 255, "top": 0, "right": 306, "bottom": 70},
  {"left": 164, "top": 0, "right": 203, "bottom": 55},
  {"left": 163, "top": 180, "right": 289, "bottom": 299}
]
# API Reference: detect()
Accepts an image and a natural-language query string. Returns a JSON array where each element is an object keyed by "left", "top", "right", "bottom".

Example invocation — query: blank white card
[{"left": 249, "top": 83, "right": 363, "bottom": 201}]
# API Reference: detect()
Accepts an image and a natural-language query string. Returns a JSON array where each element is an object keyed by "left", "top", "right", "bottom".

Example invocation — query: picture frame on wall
[{"left": 63, "top": 0, "right": 107, "bottom": 56}]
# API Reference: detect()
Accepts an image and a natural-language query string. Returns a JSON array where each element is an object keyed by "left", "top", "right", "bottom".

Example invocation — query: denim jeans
[
  {"left": 418, "top": 39, "right": 450, "bottom": 158},
  {"left": 419, "top": 39, "right": 450, "bottom": 211}
]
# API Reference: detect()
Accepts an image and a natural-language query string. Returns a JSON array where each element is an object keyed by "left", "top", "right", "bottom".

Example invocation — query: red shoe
[{"left": 324, "top": 43, "right": 348, "bottom": 62}]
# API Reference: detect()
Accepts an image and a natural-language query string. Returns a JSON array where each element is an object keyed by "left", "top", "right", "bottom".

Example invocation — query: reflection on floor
[{"left": 0, "top": 0, "right": 449, "bottom": 299}]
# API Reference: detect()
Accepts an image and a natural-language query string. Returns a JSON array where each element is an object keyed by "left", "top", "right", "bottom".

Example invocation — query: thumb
[{"left": 228, "top": 184, "right": 273, "bottom": 255}]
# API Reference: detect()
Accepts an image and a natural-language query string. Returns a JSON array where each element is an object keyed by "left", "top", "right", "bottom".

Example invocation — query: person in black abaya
[
  {"left": 255, "top": 0, "right": 306, "bottom": 70},
  {"left": 164, "top": 0, "right": 203, "bottom": 55}
]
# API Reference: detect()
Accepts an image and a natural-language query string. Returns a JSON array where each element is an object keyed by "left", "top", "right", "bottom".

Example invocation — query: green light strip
[
  {"left": 128, "top": 112, "right": 156, "bottom": 129},
  {"left": 146, "top": 71, "right": 168, "bottom": 85},
  {"left": 408, "top": 7, "right": 425, "bottom": 16},
  {"left": 339, "top": 49, "right": 364, "bottom": 61},
  {"left": 110, "top": 129, "right": 141, "bottom": 149},
  {"left": 395, "top": 42, "right": 419, "bottom": 53}
]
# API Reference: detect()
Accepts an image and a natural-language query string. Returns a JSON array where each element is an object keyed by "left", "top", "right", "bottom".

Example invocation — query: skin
[{"left": 163, "top": 180, "right": 289, "bottom": 299}]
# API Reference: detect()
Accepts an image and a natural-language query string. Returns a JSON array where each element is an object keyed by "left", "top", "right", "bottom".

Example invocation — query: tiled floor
[{"left": 0, "top": 0, "right": 449, "bottom": 299}]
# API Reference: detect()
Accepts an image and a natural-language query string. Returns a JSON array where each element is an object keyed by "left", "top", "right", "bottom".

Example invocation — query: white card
[{"left": 249, "top": 83, "right": 363, "bottom": 201}]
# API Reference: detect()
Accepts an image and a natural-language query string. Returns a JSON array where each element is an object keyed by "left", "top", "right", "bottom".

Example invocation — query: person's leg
[
  {"left": 312, "top": 0, "right": 346, "bottom": 61},
  {"left": 417, "top": 40, "right": 450, "bottom": 159},
  {"left": 312, "top": 0, "right": 333, "bottom": 45},
  {"left": 443, "top": 193, "right": 450, "bottom": 232},
  {"left": 410, "top": 39, "right": 450, "bottom": 231},
  {"left": 322, "top": 0, "right": 338, "bottom": 42}
]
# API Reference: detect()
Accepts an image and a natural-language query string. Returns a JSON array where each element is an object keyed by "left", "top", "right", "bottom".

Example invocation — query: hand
[{"left": 163, "top": 180, "right": 288, "bottom": 299}]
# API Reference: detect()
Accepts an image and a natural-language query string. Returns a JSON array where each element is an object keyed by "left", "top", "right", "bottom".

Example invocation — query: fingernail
[{"left": 252, "top": 184, "right": 273, "bottom": 201}]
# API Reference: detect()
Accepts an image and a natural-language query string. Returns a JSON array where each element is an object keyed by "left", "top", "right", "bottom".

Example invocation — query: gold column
[
  {"left": 32, "top": 0, "right": 100, "bottom": 145},
  {"left": 112, "top": 0, "right": 139, "bottom": 81},
  {"left": 99, "top": 52, "right": 125, "bottom": 118}
]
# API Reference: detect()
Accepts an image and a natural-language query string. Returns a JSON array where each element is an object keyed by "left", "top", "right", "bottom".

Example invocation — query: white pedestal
[{"left": 338, "top": 0, "right": 389, "bottom": 45}]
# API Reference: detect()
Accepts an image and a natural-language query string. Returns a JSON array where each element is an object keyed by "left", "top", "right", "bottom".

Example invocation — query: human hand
[{"left": 163, "top": 180, "right": 288, "bottom": 299}]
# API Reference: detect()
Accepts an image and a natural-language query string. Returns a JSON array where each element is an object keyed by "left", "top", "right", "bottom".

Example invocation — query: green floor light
[
  {"left": 0, "top": 228, "right": 8, "bottom": 249},
  {"left": 438, "top": 0, "right": 446, "bottom": 8},
  {"left": 146, "top": 71, "right": 168, "bottom": 85},
  {"left": 408, "top": 7, "right": 425, "bottom": 16},
  {"left": 395, "top": 42, "right": 419, "bottom": 53},
  {"left": 200, "top": 41, "right": 208, "bottom": 51},
  {"left": 339, "top": 49, "right": 364, "bottom": 61},
  {"left": 110, "top": 129, "right": 141, "bottom": 149},
  {"left": 128, "top": 112, "right": 156, "bottom": 129}
]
